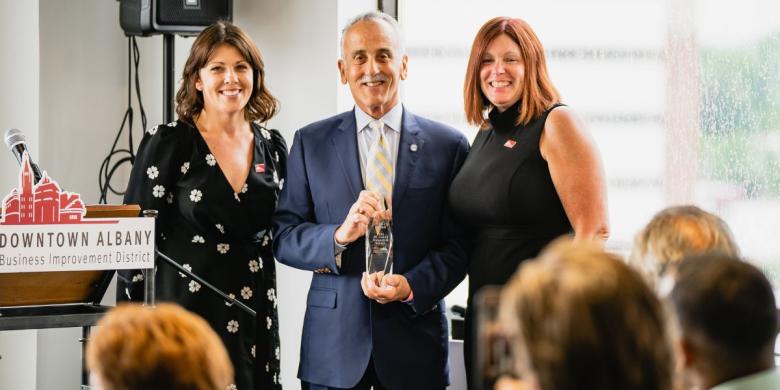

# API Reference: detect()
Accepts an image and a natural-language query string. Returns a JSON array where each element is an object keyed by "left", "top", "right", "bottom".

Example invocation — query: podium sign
[
  {"left": 0, "top": 218, "right": 154, "bottom": 273},
  {"left": 0, "top": 152, "right": 153, "bottom": 273}
]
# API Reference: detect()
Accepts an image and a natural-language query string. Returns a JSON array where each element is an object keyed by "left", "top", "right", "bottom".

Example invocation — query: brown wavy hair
[
  {"left": 86, "top": 303, "right": 233, "bottom": 390},
  {"left": 464, "top": 17, "right": 560, "bottom": 128},
  {"left": 176, "top": 20, "right": 278, "bottom": 124},
  {"left": 500, "top": 238, "right": 673, "bottom": 390}
]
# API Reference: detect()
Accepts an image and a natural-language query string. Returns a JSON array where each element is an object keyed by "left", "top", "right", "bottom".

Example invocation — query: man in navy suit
[{"left": 273, "top": 11, "right": 469, "bottom": 390}]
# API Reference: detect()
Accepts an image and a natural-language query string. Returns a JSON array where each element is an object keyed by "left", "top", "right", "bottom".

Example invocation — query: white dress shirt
[{"left": 354, "top": 103, "right": 403, "bottom": 188}]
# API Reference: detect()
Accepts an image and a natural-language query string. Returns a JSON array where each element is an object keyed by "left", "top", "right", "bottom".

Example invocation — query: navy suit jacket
[{"left": 273, "top": 107, "right": 469, "bottom": 389}]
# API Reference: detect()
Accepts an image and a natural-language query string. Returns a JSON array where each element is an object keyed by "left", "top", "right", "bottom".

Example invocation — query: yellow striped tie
[{"left": 366, "top": 120, "right": 393, "bottom": 199}]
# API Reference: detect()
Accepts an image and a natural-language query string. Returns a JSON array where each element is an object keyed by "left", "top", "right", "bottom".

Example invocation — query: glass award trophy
[{"left": 366, "top": 213, "right": 393, "bottom": 282}]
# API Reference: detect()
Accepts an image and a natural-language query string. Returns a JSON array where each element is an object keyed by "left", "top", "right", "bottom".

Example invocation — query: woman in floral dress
[{"left": 118, "top": 21, "right": 286, "bottom": 390}]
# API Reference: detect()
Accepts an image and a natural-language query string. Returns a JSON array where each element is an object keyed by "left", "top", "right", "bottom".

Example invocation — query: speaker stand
[{"left": 163, "top": 34, "right": 175, "bottom": 123}]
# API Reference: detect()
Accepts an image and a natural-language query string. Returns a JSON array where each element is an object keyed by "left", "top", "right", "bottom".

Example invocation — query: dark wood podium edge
[
  {"left": 0, "top": 204, "right": 142, "bottom": 308},
  {"left": 84, "top": 204, "right": 141, "bottom": 219}
]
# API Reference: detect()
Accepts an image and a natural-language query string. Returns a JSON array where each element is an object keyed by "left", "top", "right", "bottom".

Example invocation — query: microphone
[{"left": 4, "top": 128, "right": 43, "bottom": 183}]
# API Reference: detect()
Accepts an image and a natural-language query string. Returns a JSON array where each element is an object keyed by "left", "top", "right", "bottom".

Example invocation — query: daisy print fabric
[{"left": 118, "top": 121, "right": 287, "bottom": 389}]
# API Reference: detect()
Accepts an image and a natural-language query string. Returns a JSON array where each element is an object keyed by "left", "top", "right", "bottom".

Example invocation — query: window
[{"left": 398, "top": 0, "right": 780, "bottom": 308}]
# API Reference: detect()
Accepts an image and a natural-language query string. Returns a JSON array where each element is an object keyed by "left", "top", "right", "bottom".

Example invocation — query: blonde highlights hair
[
  {"left": 628, "top": 205, "right": 739, "bottom": 287},
  {"left": 500, "top": 239, "right": 673, "bottom": 390}
]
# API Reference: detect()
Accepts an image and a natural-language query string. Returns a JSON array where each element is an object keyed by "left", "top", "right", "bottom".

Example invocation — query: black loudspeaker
[{"left": 120, "top": 0, "right": 233, "bottom": 36}]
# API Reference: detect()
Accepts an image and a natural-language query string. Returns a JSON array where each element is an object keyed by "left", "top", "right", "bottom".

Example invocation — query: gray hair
[{"left": 340, "top": 11, "right": 405, "bottom": 59}]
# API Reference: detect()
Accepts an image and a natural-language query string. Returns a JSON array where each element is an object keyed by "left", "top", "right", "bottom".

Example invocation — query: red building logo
[{"left": 1, "top": 152, "right": 85, "bottom": 225}]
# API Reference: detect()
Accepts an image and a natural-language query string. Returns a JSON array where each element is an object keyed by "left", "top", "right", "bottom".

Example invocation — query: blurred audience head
[
  {"left": 628, "top": 205, "right": 738, "bottom": 288},
  {"left": 500, "top": 238, "right": 673, "bottom": 390},
  {"left": 176, "top": 20, "right": 278, "bottom": 124},
  {"left": 464, "top": 16, "right": 560, "bottom": 128},
  {"left": 86, "top": 303, "right": 233, "bottom": 390},
  {"left": 669, "top": 252, "right": 778, "bottom": 388}
]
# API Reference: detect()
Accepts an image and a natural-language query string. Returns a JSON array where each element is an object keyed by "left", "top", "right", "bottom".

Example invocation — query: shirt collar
[
  {"left": 355, "top": 103, "right": 403, "bottom": 134},
  {"left": 712, "top": 367, "right": 780, "bottom": 390}
]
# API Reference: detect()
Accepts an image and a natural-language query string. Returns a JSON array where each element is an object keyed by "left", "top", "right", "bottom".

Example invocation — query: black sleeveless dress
[
  {"left": 118, "top": 120, "right": 286, "bottom": 390},
  {"left": 449, "top": 102, "right": 572, "bottom": 387}
]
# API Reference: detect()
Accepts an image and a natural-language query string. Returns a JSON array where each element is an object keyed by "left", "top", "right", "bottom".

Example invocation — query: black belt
[{"left": 475, "top": 224, "right": 571, "bottom": 240}]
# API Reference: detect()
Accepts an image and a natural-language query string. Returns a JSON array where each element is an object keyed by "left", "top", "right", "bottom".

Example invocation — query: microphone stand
[
  {"left": 140, "top": 209, "right": 255, "bottom": 317},
  {"left": 155, "top": 250, "right": 256, "bottom": 317}
]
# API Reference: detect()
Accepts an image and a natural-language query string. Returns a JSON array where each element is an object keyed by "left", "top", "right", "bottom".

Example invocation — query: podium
[{"left": 0, "top": 205, "right": 143, "bottom": 389}]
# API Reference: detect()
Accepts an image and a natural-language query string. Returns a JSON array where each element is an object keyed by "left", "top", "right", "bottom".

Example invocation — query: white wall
[
  {"left": 0, "top": 0, "right": 40, "bottom": 189},
  {"left": 0, "top": 0, "right": 370, "bottom": 389},
  {"left": 37, "top": 1, "right": 194, "bottom": 205},
  {"left": 0, "top": 1, "right": 39, "bottom": 389}
]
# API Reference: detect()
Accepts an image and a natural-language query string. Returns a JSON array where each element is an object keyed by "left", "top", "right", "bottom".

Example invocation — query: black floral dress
[{"left": 118, "top": 120, "right": 286, "bottom": 390}]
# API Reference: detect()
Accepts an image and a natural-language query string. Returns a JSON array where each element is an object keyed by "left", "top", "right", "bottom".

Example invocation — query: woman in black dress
[
  {"left": 119, "top": 21, "right": 286, "bottom": 390},
  {"left": 449, "top": 17, "right": 609, "bottom": 388}
]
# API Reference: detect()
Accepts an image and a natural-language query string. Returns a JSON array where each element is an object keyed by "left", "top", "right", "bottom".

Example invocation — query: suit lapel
[
  {"left": 331, "top": 111, "right": 363, "bottom": 199},
  {"left": 393, "top": 108, "right": 422, "bottom": 209}
]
